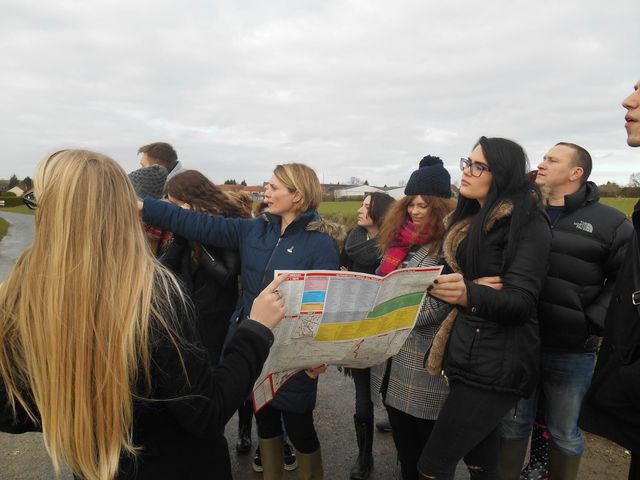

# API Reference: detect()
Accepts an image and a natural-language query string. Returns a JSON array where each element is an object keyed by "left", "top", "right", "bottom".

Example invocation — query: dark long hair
[
  {"left": 166, "top": 170, "right": 251, "bottom": 218},
  {"left": 448, "top": 136, "right": 542, "bottom": 278}
]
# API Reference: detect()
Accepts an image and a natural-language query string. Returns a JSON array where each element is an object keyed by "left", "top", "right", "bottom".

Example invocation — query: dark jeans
[
  {"left": 386, "top": 405, "right": 436, "bottom": 480},
  {"left": 255, "top": 404, "right": 319, "bottom": 453},
  {"left": 418, "top": 381, "right": 518, "bottom": 480},
  {"left": 353, "top": 367, "right": 374, "bottom": 421}
]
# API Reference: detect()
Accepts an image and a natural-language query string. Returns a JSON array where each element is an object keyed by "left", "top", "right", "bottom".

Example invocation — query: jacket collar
[
  {"left": 442, "top": 200, "right": 514, "bottom": 273},
  {"left": 263, "top": 209, "right": 319, "bottom": 235},
  {"left": 563, "top": 181, "right": 599, "bottom": 213}
]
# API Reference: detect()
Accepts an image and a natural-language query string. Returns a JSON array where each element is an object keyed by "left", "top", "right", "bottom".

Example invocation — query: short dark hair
[
  {"left": 367, "top": 192, "right": 395, "bottom": 228},
  {"left": 556, "top": 142, "right": 592, "bottom": 183},
  {"left": 138, "top": 142, "right": 178, "bottom": 170}
]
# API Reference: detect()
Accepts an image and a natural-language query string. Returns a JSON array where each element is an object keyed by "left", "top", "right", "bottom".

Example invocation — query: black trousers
[
  {"left": 255, "top": 404, "right": 319, "bottom": 453},
  {"left": 386, "top": 405, "right": 436, "bottom": 480},
  {"left": 353, "top": 367, "right": 374, "bottom": 421},
  {"left": 418, "top": 380, "right": 518, "bottom": 480}
]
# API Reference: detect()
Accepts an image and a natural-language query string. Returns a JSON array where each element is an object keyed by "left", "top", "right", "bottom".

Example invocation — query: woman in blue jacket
[{"left": 141, "top": 163, "right": 342, "bottom": 480}]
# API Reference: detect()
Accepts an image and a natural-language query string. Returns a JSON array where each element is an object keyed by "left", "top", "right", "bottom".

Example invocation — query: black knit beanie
[
  {"left": 404, "top": 155, "right": 452, "bottom": 198},
  {"left": 128, "top": 165, "right": 168, "bottom": 199}
]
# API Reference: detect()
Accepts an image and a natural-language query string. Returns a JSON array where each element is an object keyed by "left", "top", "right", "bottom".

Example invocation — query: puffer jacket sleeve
[
  {"left": 151, "top": 296, "right": 273, "bottom": 439},
  {"left": 465, "top": 210, "right": 552, "bottom": 324},
  {"left": 585, "top": 216, "right": 634, "bottom": 335},
  {"left": 142, "top": 198, "right": 249, "bottom": 250}
]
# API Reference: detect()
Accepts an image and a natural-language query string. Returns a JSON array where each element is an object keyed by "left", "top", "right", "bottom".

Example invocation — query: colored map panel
[
  {"left": 301, "top": 302, "right": 325, "bottom": 311},
  {"left": 314, "top": 304, "right": 421, "bottom": 341},
  {"left": 305, "top": 276, "right": 329, "bottom": 290},
  {"left": 302, "top": 290, "right": 326, "bottom": 304},
  {"left": 366, "top": 292, "right": 424, "bottom": 318}
]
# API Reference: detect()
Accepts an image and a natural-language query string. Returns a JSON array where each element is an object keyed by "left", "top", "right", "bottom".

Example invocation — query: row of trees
[
  {"left": 3, "top": 174, "right": 32, "bottom": 191},
  {"left": 598, "top": 173, "right": 640, "bottom": 197}
]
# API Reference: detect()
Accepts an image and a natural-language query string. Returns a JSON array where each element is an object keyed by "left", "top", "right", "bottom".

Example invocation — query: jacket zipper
[{"left": 261, "top": 237, "right": 282, "bottom": 287}]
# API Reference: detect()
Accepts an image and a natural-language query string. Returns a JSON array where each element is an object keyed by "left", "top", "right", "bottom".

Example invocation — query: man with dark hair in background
[
  {"left": 138, "top": 142, "right": 184, "bottom": 183},
  {"left": 580, "top": 80, "right": 640, "bottom": 480},
  {"left": 501, "top": 141, "right": 633, "bottom": 480}
]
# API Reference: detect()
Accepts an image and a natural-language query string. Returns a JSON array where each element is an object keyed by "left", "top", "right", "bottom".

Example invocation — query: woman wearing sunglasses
[
  {"left": 417, "top": 137, "right": 551, "bottom": 479},
  {"left": 0, "top": 150, "right": 286, "bottom": 480}
]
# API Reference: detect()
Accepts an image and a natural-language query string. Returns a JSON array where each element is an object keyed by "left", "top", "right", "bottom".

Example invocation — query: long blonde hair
[{"left": 0, "top": 150, "right": 185, "bottom": 480}]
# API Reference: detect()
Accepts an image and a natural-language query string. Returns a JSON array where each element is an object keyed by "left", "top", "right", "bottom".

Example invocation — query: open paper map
[{"left": 252, "top": 266, "right": 443, "bottom": 411}]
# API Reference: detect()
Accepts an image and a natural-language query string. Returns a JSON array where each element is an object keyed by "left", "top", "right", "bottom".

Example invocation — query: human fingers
[{"left": 473, "top": 276, "right": 503, "bottom": 290}]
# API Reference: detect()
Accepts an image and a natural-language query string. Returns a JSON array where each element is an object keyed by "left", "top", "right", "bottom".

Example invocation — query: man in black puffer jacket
[{"left": 501, "top": 142, "right": 633, "bottom": 480}]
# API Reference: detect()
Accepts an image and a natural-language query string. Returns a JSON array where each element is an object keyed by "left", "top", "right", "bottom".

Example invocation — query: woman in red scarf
[{"left": 371, "top": 156, "right": 456, "bottom": 480}]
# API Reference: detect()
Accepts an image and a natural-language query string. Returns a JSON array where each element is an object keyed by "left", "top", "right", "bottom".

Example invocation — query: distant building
[
  {"left": 333, "top": 185, "right": 386, "bottom": 199},
  {"left": 218, "top": 184, "right": 264, "bottom": 201},
  {"left": 7, "top": 186, "right": 24, "bottom": 197}
]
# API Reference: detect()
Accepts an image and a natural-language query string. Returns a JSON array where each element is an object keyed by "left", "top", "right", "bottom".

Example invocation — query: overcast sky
[{"left": 1, "top": 0, "right": 638, "bottom": 187}]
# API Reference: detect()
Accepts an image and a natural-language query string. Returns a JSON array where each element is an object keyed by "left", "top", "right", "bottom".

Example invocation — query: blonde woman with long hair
[
  {"left": 0, "top": 150, "right": 286, "bottom": 480},
  {"left": 141, "top": 163, "right": 343, "bottom": 480}
]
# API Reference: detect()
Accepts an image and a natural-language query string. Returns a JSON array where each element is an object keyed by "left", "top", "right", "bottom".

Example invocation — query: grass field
[
  {"left": 0, "top": 205, "right": 35, "bottom": 215},
  {"left": 0, "top": 217, "right": 8, "bottom": 242},
  {"left": 318, "top": 198, "right": 639, "bottom": 230},
  {"left": 600, "top": 197, "right": 637, "bottom": 217}
]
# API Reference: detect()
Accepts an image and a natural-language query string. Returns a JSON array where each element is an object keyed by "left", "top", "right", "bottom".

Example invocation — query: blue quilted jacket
[{"left": 143, "top": 198, "right": 341, "bottom": 412}]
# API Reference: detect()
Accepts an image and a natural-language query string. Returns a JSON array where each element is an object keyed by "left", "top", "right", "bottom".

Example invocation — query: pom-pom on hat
[
  {"left": 128, "top": 165, "right": 168, "bottom": 199},
  {"left": 404, "top": 155, "right": 452, "bottom": 198}
]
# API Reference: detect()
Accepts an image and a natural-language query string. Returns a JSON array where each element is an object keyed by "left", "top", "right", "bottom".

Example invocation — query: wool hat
[
  {"left": 128, "top": 165, "right": 168, "bottom": 199},
  {"left": 404, "top": 155, "right": 452, "bottom": 198}
]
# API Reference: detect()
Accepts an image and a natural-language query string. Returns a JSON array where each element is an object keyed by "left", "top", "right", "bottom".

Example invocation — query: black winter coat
[
  {"left": 161, "top": 235, "right": 241, "bottom": 363},
  {"left": 0, "top": 290, "right": 274, "bottom": 480},
  {"left": 579, "top": 201, "right": 640, "bottom": 452},
  {"left": 442, "top": 202, "right": 551, "bottom": 397},
  {"left": 538, "top": 182, "right": 632, "bottom": 352}
]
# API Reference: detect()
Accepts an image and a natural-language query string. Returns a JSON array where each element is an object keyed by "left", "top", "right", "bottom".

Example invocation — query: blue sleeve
[{"left": 142, "top": 197, "right": 248, "bottom": 250}]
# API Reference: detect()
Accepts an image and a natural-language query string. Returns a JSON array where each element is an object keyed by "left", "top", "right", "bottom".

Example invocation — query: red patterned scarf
[{"left": 376, "top": 220, "right": 432, "bottom": 276}]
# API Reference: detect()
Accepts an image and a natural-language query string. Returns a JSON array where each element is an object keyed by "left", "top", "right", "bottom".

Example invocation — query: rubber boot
[
  {"left": 548, "top": 446, "right": 581, "bottom": 480},
  {"left": 500, "top": 438, "right": 529, "bottom": 480},
  {"left": 258, "top": 435, "right": 285, "bottom": 480},
  {"left": 520, "top": 422, "right": 550, "bottom": 480},
  {"left": 296, "top": 448, "right": 324, "bottom": 480},
  {"left": 350, "top": 415, "right": 374, "bottom": 479}
]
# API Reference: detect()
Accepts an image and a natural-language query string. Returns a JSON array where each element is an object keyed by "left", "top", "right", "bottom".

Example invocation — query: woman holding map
[
  {"left": 417, "top": 137, "right": 551, "bottom": 479},
  {"left": 370, "top": 156, "right": 456, "bottom": 480},
  {"left": 140, "top": 163, "right": 343, "bottom": 479},
  {"left": 339, "top": 191, "right": 395, "bottom": 480}
]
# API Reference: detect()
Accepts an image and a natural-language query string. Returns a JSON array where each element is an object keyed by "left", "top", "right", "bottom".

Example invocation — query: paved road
[{"left": 0, "top": 211, "right": 468, "bottom": 479}]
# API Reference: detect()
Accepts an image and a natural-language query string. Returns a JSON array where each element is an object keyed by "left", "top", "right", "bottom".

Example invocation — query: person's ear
[{"left": 570, "top": 166, "right": 584, "bottom": 182}]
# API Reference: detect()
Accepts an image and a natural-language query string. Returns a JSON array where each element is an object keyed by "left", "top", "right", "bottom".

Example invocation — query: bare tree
[{"left": 629, "top": 172, "right": 640, "bottom": 187}]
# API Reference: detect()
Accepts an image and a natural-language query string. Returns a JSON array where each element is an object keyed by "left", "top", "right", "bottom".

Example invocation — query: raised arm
[{"left": 142, "top": 197, "right": 247, "bottom": 250}]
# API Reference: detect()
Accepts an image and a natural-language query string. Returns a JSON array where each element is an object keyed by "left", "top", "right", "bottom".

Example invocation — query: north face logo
[{"left": 574, "top": 221, "right": 593, "bottom": 233}]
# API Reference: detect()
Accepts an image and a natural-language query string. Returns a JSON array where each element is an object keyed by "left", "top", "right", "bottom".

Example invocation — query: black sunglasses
[{"left": 23, "top": 191, "right": 37, "bottom": 210}]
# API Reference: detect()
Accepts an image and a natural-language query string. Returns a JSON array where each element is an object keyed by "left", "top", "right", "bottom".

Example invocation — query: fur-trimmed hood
[
  {"left": 262, "top": 210, "right": 346, "bottom": 251},
  {"left": 306, "top": 218, "right": 346, "bottom": 251},
  {"left": 442, "top": 200, "right": 514, "bottom": 273}
]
